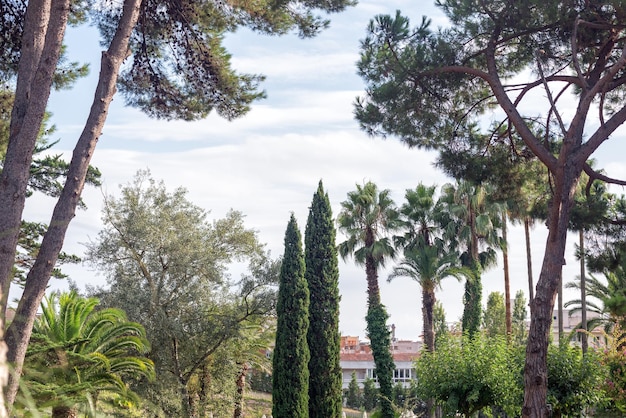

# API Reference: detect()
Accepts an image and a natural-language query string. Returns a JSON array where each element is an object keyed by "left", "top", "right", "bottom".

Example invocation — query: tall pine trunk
[
  {"left": 522, "top": 165, "right": 578, "bottom": 418},
  {"left": 4, "top": 0, "right": 143, "bottom": 404}
]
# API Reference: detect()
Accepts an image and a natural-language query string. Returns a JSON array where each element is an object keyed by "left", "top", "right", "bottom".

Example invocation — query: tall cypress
[
  {"left": 272, "top": 214, "right": 310, "bottom": 418},
  {"left": 305, "top": 181, "right": 342, "bottom": 418}
]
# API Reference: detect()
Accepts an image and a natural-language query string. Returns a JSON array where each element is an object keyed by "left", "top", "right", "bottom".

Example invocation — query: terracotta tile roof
[{"left": 340, "top": 351, "right": 420, "bottom": 362}]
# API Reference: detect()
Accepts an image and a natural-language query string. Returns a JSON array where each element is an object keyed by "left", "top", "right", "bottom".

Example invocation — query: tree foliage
[
  {"left": 19, "top": 291, "right": 154, "bottom": 417},
  {"left": 546, "top": 344, "right": 607, "bottom": 418},
  {"left": 415, "top": 334, "right": 523, "bottom": 417},
  {"left": 346, "top": 372, "right": 362, "bottom": 410},
  {"left": 390, "top": 183, "right": 468, "bottom": 354},
  {"left": 439, "top": 181, "right": 503, "bottom": 337},
  {"left": 0, "top": 0, "right": 354, "bottom": 404},
  {"left": 512, "top": 290, "right": 528, "bottom": 345},
  {"left": 305, "top": 181, "right": 342, "bottom": 418},
  {"left": 354, "top": 1, "right": 626, "bottom": 413},
  {"left": 272, "top": 215, "right": 310, "bottom": 418},
  {"left": 338, "top": 181, "right": 399, "bottom": 418},
  {"left": 85, "top": 170, "right": 275, "bottom": 417},
  {"left": 482, "top": 291, "right": 506, "bottom": 337}
]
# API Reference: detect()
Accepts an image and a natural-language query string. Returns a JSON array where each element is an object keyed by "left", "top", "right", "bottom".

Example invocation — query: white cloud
[{"left": 30, "top": 0, "right": 626, "bottom": 342}]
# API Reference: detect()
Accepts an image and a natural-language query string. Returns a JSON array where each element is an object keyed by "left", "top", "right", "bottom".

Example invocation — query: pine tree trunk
[
  {"left": 4, "top": 0, "right": 143, "bottom": 405},
  {"left": 522, "top": 167, "right": 577, "bottom": 418},
  {"left": 0, "top": 0, "right": 67, "bottom": 319}
]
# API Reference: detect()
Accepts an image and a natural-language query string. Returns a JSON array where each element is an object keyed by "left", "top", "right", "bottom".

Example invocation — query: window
[
  {"left": 366, "top": 368, "right": 378, "bottom": 381},
  {"left": 393, "top": 368, "right": 413, "bottom": 382}
]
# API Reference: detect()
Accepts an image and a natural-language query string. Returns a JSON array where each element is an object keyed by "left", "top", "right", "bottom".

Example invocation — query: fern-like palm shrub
[{"left": 17, "top": 290, "right": 154, "bottom": 417}]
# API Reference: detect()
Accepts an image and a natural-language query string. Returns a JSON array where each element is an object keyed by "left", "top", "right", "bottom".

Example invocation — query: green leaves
[
  {"left": 415, "top": 334, "right": 523, "bottom": 417},
  {"left": 273, "top": 215, "right": 310, "bottom": 418},
  {"left": 20, "top": 290, "right": 154, "bottom": 414}
]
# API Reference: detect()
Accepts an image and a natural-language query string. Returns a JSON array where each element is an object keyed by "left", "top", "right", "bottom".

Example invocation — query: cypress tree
[
  {"left": 305, "top": 181, "right": 342, "bottom": 418},
  {"left": 272, "top": 214, "right": 310, "bottom": 418}
]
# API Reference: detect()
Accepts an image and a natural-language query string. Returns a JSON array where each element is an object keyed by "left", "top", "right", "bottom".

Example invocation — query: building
[{"left": 340, "top": 326, "right": 422, "bottom": 389}]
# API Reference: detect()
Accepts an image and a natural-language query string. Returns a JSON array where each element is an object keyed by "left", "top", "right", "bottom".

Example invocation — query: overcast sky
[{"left": 20, "top": 0, "right": 626, "bottom": 341}]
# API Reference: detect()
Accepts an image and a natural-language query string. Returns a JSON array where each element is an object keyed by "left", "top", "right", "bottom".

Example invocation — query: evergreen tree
[
  {"left": 512, "top": 290, "right": 528, "bottom": 345},
  {"left": 272, "top": 215, "right": 310, "bottom": 418},
  {"left": 362, "top": 378, "right": 378, "bottom": 412},
  {"left": 483, "top": 292, "right": 506, "bottom": 337},
  {"left": 433, "top": 301, "right": 449, "bottom": 350},
  {"left": 305, "top": 181, "right": 342, "bottom": 418},
  {"left": 346, "top": 372, "right": 362, "bottom": 410}
]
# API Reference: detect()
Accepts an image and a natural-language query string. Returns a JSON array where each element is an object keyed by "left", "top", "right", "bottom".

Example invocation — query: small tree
[
  {"left": 362, "top": 378, "right": 378, "bottom": 412},
  {"left": 483, "top": 292, "right": 506, "bottom": 337},
  {"left": 547, "top": 344, "right": 606, "bottom": 417},
  {"left": 414, "top": 334, "right": 523, "bottom": 417},
  {"left": 512, "top": 290, "right": 528, "bottom": 345},
  {"left": 346, "top": 372, "right": 362, "bottom": 410},
  {"left": 272, "top": 215, "right": 310, "bottom": 418}
]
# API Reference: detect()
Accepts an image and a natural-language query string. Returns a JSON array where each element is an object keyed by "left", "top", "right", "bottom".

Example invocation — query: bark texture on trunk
[
  {"left": 233, "top": 362, "right": 249, "bottom": 418},
  {"left": 0, "top": 0, "right": 68, "bottom": 318},
  {"left": 422, "top": 289, "right": 435, "bottom": 353},
  {"left": 522, "top": 164, "right": 578, "bottom": 418},
  {"left": 4, "top": 0, "right": 143, "bottom": 405}
]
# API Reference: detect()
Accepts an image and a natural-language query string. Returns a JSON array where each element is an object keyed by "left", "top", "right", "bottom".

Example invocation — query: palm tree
[
  {"left": 440, "top": 180, "right": 503, "bottom": 337},
  {"left": 391, "top": 183, "right": 470, "bottom": 352},
  {"left": 389, "top": 246, "right": 468, "bottom": 353},
  {"left": 20, "top": 291, "right": 154, "bottom": 418},
  {"left": 337, "top": 181, "right": 401, "bottom": 418},
  {"left": 232, "top": 321, "right": 274, "bottom": 418},
  {"left": 565, "top": 263, "right": 626, "bottom": 336},
  {"left": 395, "top": 184, "right": 439, "bottom": 250}
]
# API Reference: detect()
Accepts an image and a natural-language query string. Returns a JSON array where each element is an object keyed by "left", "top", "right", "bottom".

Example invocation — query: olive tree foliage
[
  {"left": 0, "top": 0, "right": 354, "bottom": 404},
  {"left": 85, "top": 170, "right": 276, "bottom": 417},
  {"left": 355, "top": 1, "right": 626, "bottom": 416},
  {"left": 414, "top": 334, "right": 523, "bottom": 417}
]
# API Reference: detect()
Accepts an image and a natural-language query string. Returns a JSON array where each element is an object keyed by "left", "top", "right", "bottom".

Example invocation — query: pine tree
[
  {"left": 305, "top": 181, "right": 342, "bottom": 418},
  {"left": 272, "top": 215, "right": 310, "bottom": 418}
]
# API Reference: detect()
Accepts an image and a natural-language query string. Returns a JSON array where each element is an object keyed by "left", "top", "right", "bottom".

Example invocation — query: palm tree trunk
[
  {"left": 365, "top": 240, "right": 381, "bottom": 306},
  {"left": 423, "top": 288, "right": 436, "bottom": 418},
  {"left": 51, "top": 405, "right": 78, "bottom": 418},
  {"left": 579, "top": 229, "right": 587, "bottom": 353},
  {"left": 524, "top": 218, "right": 534, "bottom": 301},
  {"left": 502, "top": 212, "right": 512, "bottom": 337},
  {"left": 422, "top": 289, "right": 435, "bottom": 353}
]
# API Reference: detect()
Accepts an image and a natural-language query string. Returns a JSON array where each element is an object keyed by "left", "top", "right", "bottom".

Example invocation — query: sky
[{"left": 20, "top": 0, "right": 626, "bottom": 341}]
